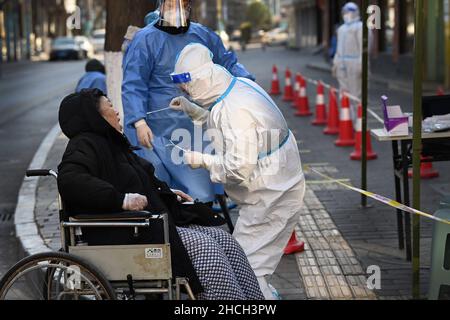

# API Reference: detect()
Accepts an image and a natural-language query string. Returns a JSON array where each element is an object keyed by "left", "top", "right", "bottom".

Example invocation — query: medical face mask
[
  {"left": 343, "top": 12, "right": 356, "bottom": 24},
  {"left": 186, "top": 78, "right": 215, "bottom": 107}
]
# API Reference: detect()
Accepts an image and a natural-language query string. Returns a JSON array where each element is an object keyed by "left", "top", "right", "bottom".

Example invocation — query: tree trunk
[{"left": 105, "top": 0, "right": 155, "bottom": 125}]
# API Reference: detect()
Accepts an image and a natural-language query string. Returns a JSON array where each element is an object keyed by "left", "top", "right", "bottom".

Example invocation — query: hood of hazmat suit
[
  {"left": 172, "top": 43, "right": 306, "bottom": 281},
  {"left": 145, "top": 10, "right": 160, "bottom": 26},
  {"left": 342, "top": 2, "right": 360, "bottom": 24}
]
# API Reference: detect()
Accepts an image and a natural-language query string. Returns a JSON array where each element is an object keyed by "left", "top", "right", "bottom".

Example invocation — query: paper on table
[{"left": 386, "top": 105, "right": 405, "bottom": 118}]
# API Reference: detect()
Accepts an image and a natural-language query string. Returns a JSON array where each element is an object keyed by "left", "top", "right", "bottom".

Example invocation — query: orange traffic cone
[
  {"left": 295, "top": 75, "right": 312, "bottom": 117},
  {"left": 351, "top": 104, "right": 378, "bottom": 161},
  {"left": 270, "top": 65, "right": 281, "bottom": 95},
  {"left": 284, "top": 232, "right": 305, "bottom": 255},
  {"left": 291, "top": 73, "right": 301, "bottom": 108},
  {"left": 292, "top": 74, "right": 302, "bottom": 109},
  {"left": 312, "top": 81, "right": 327, "bottom": 126},
  {"left": 335, "top": 93, "right": 355, "bottom": 147},
  {"left": 283, "top": 68, "right": 294, "bottom": 102},
  {"left": 324, "top": 87, "right": 340, "bottom": 135},
  {"left": 408, "top": 156, "right": 440, "bottom": 179}
]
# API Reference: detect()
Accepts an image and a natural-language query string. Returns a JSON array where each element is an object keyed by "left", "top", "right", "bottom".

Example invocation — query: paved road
[{"left": 0, "top": 60, "right": 84, "bottom": 276}]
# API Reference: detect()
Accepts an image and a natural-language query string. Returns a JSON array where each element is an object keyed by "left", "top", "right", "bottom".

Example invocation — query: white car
[
  {"left": 75, "top": 36, "right": 94, "bottom": 59},
  {"left": 91, "top": 29, "right": 106, "bottom": 54},
  {"left": 263, "top": 28, "right": 289, "bottom": 46},
  {"left": 49, "top": 37, "right": 84, "bottom": 61}
]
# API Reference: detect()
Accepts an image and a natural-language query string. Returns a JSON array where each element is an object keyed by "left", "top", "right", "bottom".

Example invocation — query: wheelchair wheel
[{"left": 0, "top": 252, "right": 115, "bottom": 300}]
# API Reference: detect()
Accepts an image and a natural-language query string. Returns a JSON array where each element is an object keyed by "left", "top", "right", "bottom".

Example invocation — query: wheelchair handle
[{"left": 26, "top": 169, "right": 58, "bottom": 179}]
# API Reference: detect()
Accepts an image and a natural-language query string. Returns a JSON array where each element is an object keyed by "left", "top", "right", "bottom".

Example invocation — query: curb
[{"left": 14, "top": 124, "right": 61, "bottom": 256}]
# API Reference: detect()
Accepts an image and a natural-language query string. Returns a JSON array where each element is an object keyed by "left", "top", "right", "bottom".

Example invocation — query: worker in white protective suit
[
  {"left": 332, "top": 2, "right": 363, "bottom": 99},
  {"left": 168, "top": 43, "right": 306, "bottom": 300}
]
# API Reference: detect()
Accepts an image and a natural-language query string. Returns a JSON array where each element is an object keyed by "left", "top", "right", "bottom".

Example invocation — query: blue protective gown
[
  {"left": 122, "top": 22, "right": 254, "bottom": 202},
  {"left": 75, "top": 71, "right": 107, "bottom": 94}
]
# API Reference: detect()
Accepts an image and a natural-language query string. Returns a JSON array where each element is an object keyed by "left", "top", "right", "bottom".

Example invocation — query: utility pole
[
  {"left": 361, "top": 0, "right": 369, "bottom": 208},
  {"left": 412, "top": 0, "right": 424, "bottom": 300}
]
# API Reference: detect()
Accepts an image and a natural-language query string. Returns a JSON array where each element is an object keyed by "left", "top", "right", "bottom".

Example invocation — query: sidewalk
[
  {"left": 23, "top": 130, "right": 375, "bottom": 300},
  {"left": 236, "top": 46, "right": 438, "bottom": 299}
]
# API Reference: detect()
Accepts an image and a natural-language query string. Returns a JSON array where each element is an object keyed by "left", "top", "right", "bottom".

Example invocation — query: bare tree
[
  {"left": 105, "top": 0, "right": 155, "bottom": 51},
  {"left": 104, "top": 0, "right": 156, "bottom": 122}
]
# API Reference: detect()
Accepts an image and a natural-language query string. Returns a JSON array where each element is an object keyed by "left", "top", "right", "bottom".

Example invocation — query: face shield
[{"left": 157, "top": 0, "right": 191, "bottom": 28}]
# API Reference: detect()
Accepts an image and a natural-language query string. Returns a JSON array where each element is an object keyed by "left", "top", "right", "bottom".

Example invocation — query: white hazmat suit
[
  {"left": 333, "top": 2, "right": 363, "bottom": 99},
  {"left": 169, "top": 43, "right": 305, "bottom": 300}
]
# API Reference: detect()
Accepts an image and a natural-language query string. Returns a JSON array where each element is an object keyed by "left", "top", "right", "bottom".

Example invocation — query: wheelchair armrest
[
  {"left": 69, "top": 211, "right": 164, "bottom": 222},
  {"left": 26, "top": 169, "right": 58, "bottom": 179}
]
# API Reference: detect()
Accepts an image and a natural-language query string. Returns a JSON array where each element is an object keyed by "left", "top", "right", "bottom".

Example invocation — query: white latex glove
[
  {"left": 170, "top": 96, "right": 209, "bottom": 123},
  {"left": 122, "top": 193, "right": 148, "bottom": 212},
  {"left": 135, "top": 120, "right": 154, "bottom": 149},
  {"left": 184, "top": 151, "right": 208, "bottom": 169}
]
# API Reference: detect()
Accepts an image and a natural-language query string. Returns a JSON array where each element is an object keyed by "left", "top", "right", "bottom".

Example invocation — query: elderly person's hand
[
  {"left": 122, "top": 193, "right": 148, "bottom": 211},
  {"left": 171, "top": 189, "right": 194, "bottom": 203}
]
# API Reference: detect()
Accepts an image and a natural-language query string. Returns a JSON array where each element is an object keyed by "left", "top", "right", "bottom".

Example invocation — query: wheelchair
[{"left": 0, "top": 169, "right": 196, "bottom": 300}]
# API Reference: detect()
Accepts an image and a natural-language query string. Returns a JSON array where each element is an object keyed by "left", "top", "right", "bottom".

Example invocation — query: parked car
[
  {"left": 75, "top": 36, "right": 94, "bottom": 59},
  {"left": 230, "top": 30, "right": 242, "bottom": 42},
  {"left": 91, "top": 29, "right": 106, "bottom": 54},
  {"left": 263, "top": 28, "right": 289, "bottom": 46},
  {"left": 49, "top": 37, "right": 84, "bottom": 61}
]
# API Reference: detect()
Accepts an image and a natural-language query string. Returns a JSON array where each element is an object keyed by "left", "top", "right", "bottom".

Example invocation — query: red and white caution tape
[{"left": 306, "top": 166, "right": 450, "bottom": 226}]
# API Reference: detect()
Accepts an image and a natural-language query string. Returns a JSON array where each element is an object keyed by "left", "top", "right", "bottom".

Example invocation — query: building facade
[
  {"left": 1, "top": 0, "right": 34, "bottom": 62},
  {"left": 283, "top": 0, "right": 450, "bottom": 87},
  {"left": 0, "top": 0, "right": 107, "bottom": 63},
  {"left": 281, "top": 0, "right": 322, "bottom": 48}
]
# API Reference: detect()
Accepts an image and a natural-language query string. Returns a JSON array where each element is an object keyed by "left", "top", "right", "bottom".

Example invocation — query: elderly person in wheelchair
[{"left": 56, "top": 89, "right": 264, "bottom": 300}]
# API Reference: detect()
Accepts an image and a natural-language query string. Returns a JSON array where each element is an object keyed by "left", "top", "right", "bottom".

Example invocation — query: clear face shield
[{"left": 157, "top": 0, "right": 191, "bottom": 28}]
